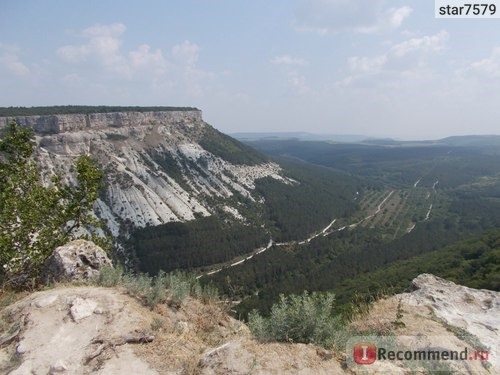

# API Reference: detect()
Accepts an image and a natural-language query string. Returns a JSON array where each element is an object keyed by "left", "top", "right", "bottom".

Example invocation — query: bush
[
  {"left": 198, "top": 283, "right": 219, "bottom": 303},
  {"left": 93, "top": 266, "right": 123, "bottom": 287},
  {"left": 166, "top": 272, "right": 193, "bottom": 306},
  {"left": 145, "top": 271, "right": 167, "bottom": 309},
  {"left": 122, "top": 273, "right": 151, "bottom": 295},
  {"left": 248, "top": 291, "right": 348, "bottom": 349}
]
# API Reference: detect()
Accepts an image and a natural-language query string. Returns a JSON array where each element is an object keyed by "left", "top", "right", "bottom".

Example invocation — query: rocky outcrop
[
  {"left": 402, "top": 273, "right": 499, "bottom": 371},
  {"left": 350, "top": 274, "right": 499, "bottom": 374},
  {"left": 0, "top": 110, "right": 203, "bottom": 134},
  {"left": 1, "top": 287, "right": 157, "bottom": 375},
  {"left": 0, "top": 274, "right": 498, "bottom": 374},
  {"left": 1, "top": 110, "right": 291, "bottom": 241},
  {"left": 42, "top": 240, "right": 112, "bottom": 283}
]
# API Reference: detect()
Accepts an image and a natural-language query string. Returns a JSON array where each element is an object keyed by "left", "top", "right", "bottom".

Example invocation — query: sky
[{"left": 1, "top": 0, "right": 500, "bottom": 140}]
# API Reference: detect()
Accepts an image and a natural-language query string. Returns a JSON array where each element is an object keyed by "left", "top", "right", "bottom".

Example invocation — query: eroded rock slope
[{"left": 1, "top": 111, "right": 291, "bottom": 239}]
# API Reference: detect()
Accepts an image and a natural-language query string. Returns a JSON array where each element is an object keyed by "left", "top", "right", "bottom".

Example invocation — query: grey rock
[
  {"left": 175, "top": 321, "right": 189, "bottom": 334},
  {"left": 70, "top": 297, "right": 98, "bottom": 322},
  {"left": 42, "top": 240, "right": 112, "bottom": 283},
  {"left": 33, "top": 294, "right": 58, "bottom": 308},
  {"left": 0, "top": 110, "right": 288, "bottom": 243},
  {"left": 402, "top": 273, "right": 500, "bottom": 371},
  {"left": 16, "top": 341, "right": 27, "bottom": 354},
  {"left": 0, "top": 110, "right": 203, "bottom": 134},
  {"left": 49, "top": 360, "right": 68, "bottom": 373}
]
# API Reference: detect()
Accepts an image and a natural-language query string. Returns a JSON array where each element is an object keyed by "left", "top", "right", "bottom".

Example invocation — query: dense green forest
[
  {"left": 207, "top": 184, "right": 500, "bottom": 316},
  {"left": 247, "top": 140, "right": 500, "bottom": 188},
  {"left": 0, "top": 106, "right": 198, "bottom": 116},
  {"left": 255, "top": 160, "right": 361, "bottom": 241},
  {"left": 196, "top": 139, "right": 500, "bottom": 316},
  {"left": 126, "top": 137, "right": 500, "bottom": 317},
  {"left": 129, "top": 158, "right": 361, "bottom": 273},
  {"left": 331, "top": 227, "right": 500, "bottom": 304},
  {"left": 130, "top": 216, "right": 268, "bottom": 273},
  {"left": 199, "top": 125, "right": 268, "bottom": 165}
]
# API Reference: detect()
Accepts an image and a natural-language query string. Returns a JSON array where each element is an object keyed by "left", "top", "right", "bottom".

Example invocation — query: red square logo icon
[{"left": 353, "top": 342, "right": 377, "bottom": 365}]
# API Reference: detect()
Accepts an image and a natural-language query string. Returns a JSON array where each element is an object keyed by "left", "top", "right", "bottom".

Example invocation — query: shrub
[
  {"left": 144, "top": 271, "right": 167, "bottom": 309},
  {"left": 122, "top": 273, "right": 151, "bottom": 296},
  {"left": 93, "top": 266, "right": 123, "bottom": 287},
  {"left": 248, "top": 291, "right": 348, "bottom": 349},
  {"left": 166, "top": 272, "right": 192, "bottom": 306},
  {"left": 199, "top": 283, "right": 219, "bottom": 303}
]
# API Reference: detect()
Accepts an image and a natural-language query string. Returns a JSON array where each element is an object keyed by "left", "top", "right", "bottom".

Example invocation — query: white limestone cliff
[{"left": 1, "top": 111, "right": 289, "bottom": 238}]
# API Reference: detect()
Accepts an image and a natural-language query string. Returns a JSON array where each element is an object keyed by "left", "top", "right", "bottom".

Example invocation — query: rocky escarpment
[
  {"left": 350, "top": 274, "right": 499, "bottom": 374},
  {"left": 1, "top": 110, "right": 291, "bottom": 239},
  {"left": 403, "top": 274, "right": 499, "bottom": 371},
  {"left": 0, "top": 110, "right": 203, "bottom": 134}
]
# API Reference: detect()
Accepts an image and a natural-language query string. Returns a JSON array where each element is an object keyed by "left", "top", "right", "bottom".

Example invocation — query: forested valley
[{"left": 131, "top": 137, "right": 500, "bottom": 316}]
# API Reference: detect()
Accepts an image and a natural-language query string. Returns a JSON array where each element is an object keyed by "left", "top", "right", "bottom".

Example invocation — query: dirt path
[{"left": 199, "top": 191, "right": 395, "bottom": 278}]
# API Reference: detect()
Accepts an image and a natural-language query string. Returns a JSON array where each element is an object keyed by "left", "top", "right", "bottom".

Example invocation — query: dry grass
[
  {"left": 349, "top": 296, "right": 400, "bottom": 335},
  {"left": 134, "top": 297, "right": 246, "bottom": 374}
]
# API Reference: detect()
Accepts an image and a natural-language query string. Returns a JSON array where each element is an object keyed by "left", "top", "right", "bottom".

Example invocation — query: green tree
[{"left": 0, "top": 120, "right": 105, "bottom": 285}]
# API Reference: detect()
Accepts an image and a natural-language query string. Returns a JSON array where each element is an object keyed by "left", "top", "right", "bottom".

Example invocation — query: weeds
[
  {"left": 166, "top": 272, "right": 192, "bottom": 306},
  {"left": 91, "top": 267, "right": 218, "bottom": 310},
  {"left": 0, "top": 291, "right": 17, "bottom": 309},
  {"left": 122, "top": 273, "right": 151, "bottom": 295},
  {"left": 145, "top": 271, "right": 167, "bottom": 309},
  {"left": 150, "top": 317, "right": 165, "bottom": 332},
  {"left": 392, "top": 298, "right": 406, "bottom": 329}
]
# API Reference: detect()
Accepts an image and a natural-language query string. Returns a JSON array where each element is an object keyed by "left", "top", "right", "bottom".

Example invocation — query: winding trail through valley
[{"left": 198, "top": 190, "right": 395, "bottom": 278}]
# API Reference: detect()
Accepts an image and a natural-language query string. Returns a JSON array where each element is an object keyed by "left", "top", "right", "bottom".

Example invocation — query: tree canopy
[{"left": 0, "top": 121, "right": 105, "bottom": 286}]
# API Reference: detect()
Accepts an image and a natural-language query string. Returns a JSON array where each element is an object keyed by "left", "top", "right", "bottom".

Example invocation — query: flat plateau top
[{"left": 0, "top": 106, "right": 199, "bottom": 117}]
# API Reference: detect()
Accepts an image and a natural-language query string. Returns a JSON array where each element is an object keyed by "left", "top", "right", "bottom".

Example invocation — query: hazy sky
[{"left": 1, "top": 0, "right": 500, "bottom": 139}]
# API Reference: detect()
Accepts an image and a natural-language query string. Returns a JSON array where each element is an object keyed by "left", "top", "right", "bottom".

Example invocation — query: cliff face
[
  {"left": 2, "top": 111, "right": 289, "bottom": 239},
  {"left": 0, "top": 110, "right": 203, "bottom": 134}
]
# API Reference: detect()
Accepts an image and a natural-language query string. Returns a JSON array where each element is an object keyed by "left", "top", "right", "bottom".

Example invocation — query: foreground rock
[
  {"left": 0, "top": 286, "right": 344, "bottom": 374},
  {"left": 403, "top": 273, "right": 499, "bottom": 371},
  {"left": 1, "top": 274, "right": 497, "bottom": 374},
  {"left": 351, "top": 274, "right": 499, "bottom": 374},
  {"left": 0, "top": 287, "right": 156, "bottom": 374},
  {"left": 42, "top": 240, "right": 112, "bottom": 283}
]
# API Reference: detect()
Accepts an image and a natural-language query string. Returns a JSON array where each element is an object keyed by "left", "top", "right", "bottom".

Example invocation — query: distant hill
[
  {"left": 439, "top": 134, "right": 500, "bottom": 147},
  {"left": 231, "top": 132, "right": 368, "bottom": 143}
]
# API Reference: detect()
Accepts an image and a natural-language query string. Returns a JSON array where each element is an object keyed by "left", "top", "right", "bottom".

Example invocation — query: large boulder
[
  {"left": 42, "top": 240, "right": 112, "bottom": 283},
  {"left": 402, "top": 273, "right": 500, "bottom": 371}
]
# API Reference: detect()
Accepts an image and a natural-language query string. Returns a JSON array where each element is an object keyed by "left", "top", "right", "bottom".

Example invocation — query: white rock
[
  {"left": 175, "top": 321, "right": 189, "bottom": 334},
  {"left": 402, "top": 274, "right": 500, "bottom": 372},
  {"left": 34, "top": 294, "right": 58, "bottom": 308},
  {"left": 16, "top": 341, "right": 27, "bottom": 354},
  {"left": 94, "top": 307, "right": 105, "bottom": 314},
  {"left": 42, "top": 239, "right": 112, "bottom": 283},
  {"left": 70, "top": 297, "right": 98, "bottom": 322},
  {"left": 49, "top": 360, "right": 68, "bottom": 373},
  {"left": 8, "top": 360, "right": 34, "bottom": 375},
  {"left": 5, "top": 111, "right": 291, "bottom": 241}
]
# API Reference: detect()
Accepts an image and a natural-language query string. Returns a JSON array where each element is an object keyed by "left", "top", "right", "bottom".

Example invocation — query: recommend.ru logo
[{"left": 346, "top": 336, "right": 492, "bottom": 372}]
